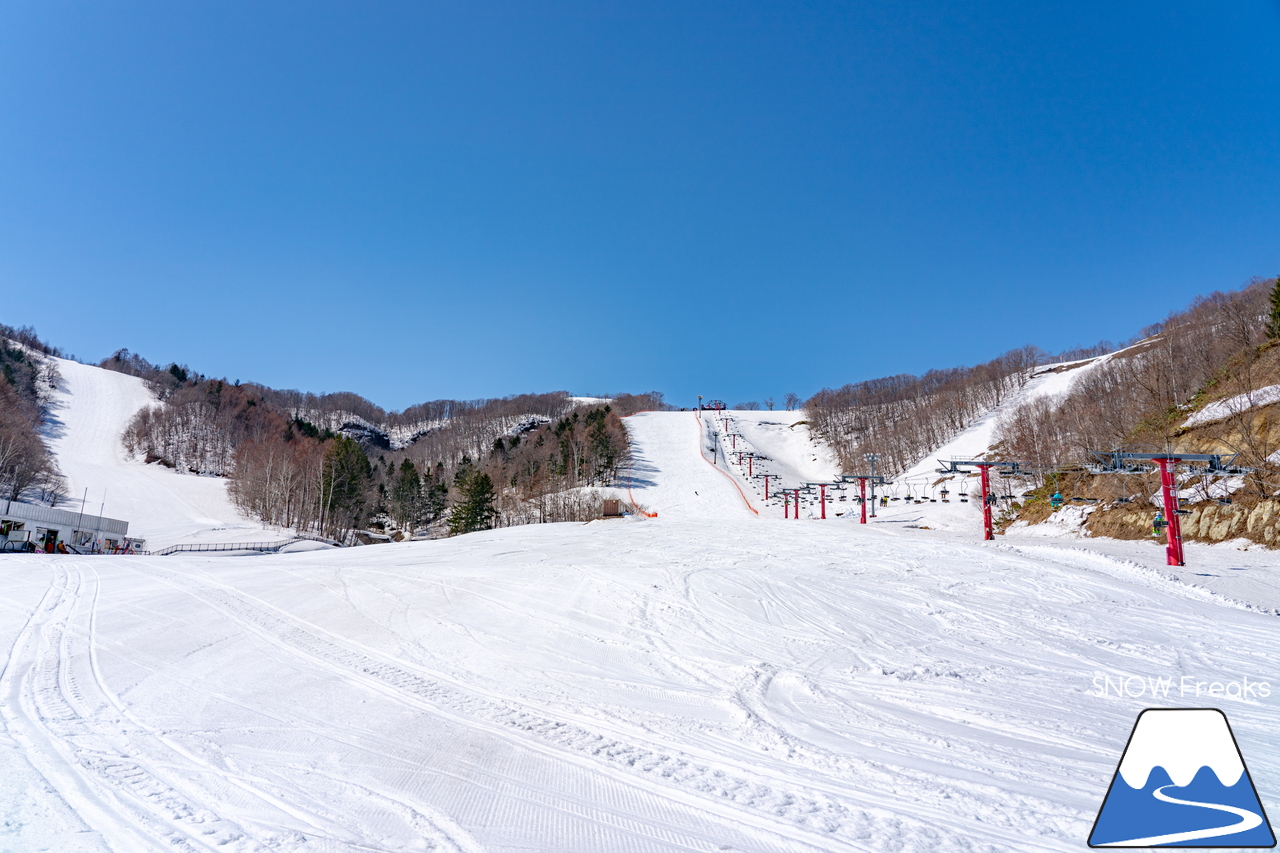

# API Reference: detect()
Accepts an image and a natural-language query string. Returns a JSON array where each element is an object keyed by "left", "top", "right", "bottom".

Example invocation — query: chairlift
[{"left": 1217, "top": 497, "right": 1233, "bottom": 506}]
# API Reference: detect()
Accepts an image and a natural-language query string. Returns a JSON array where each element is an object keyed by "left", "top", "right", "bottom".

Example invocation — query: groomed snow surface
[{"left": 4, "top": 391, "right": 1280, "bottom": 852}]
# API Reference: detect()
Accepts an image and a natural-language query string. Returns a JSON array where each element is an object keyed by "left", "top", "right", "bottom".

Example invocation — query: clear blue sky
[{"left": 3, "top": 2, "right": 1278, "bottom": 411}]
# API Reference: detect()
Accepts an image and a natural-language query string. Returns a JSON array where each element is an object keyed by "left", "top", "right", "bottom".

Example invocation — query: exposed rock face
[
  {"left": 1245, "top": 500, "right": 1280, "bottom": 545},
  {"left": 1081, "top": 499, "right": 1280, "bottom": 547}
]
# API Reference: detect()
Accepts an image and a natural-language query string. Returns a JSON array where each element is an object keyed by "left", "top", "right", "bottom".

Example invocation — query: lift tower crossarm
[
  {"left": 755, "top": 472, "right": 781, "bottom": 500},
  {"left": 802, "top": 482, "right": 844, "bottom": 520},
  {"left": 1090, "top": 451, "right": 1249, "bottom": 474}
]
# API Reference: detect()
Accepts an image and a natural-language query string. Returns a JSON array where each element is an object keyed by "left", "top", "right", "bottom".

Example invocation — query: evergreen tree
[
  {"left": 389, "top": 459, "right": 422, "bottom": 531},
  {"left": 447, "top": 469, "right": 499, "bottom": 535},
  {"left": 425, "top": 480, "right": 449, "bottom": 522},
  {"left": 1267, "top": 275, "right": 1280, "bottom": 342},
  {"left": 425, "top": 461, "right": 449, "bottom": 521},
  {"left": 321, "top": 436, "right": 372, "bottom": 536}
]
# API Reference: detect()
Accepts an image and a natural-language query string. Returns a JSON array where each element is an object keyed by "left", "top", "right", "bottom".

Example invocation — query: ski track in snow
[{"left": 3, "top": 361, "right": 1279, "bottom": 851}]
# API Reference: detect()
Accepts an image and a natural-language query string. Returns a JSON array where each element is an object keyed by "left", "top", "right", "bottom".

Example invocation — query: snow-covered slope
[
  {"left": 623, "top": 411, "right": 759, "bottom": 517},
  {"left": 894, "top": 356, "right": 1109, "bottom": 487},
  {"left": 722, "top": 409, "right": 841, "bottom": 484},
  {"left": 1184, "top": 383, "right": 1280, "bottom": 428},
  {"left": 10, "top": 361, "right": 1280, "bottom": 850},
  {"left": 43, "top": 357, "right": 275, "bottom": 549},
  {"left": 3, "top": 513, "right": 1278, "bottom": 852},
  {"left": 6, "top": 362, "right": 1277, "bottom": 853}
]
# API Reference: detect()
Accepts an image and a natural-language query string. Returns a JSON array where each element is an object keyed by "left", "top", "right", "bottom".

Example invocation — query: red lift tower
[
  {"left": 837, "top": 474, "right": 888, "bottom": 524},
  {"left": 802, "top": 482, "right": 844, "bottom": 519},
  {"left": 935, "top": 459, "right": 1027, "bottom": 541},
  {"left": 1090, "top": 451, "right": 1249, "bottom": 567},
  {"left": 755, "top": 472, "right": 781, "bottom": 500}
]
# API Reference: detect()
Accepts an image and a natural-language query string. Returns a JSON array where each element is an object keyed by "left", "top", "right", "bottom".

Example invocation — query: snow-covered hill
[
  {"left": 4, "top": 386, "right": 1279, "bottom": 852},
  {"left": 43, "top": 357, "right": 276, "bottom": 549},
  {"left": 894, "top": 353, "right": 1116, "bottom": 486}
]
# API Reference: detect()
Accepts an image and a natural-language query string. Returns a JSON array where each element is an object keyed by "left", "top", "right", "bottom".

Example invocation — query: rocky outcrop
[{"left": 1081, "top": 499, "right": 1280, "bottom": 547}]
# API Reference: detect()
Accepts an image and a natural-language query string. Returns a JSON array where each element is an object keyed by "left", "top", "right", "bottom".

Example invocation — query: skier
[{"left": 1050, "top": 491, "right": 1064, "bottom": 509}]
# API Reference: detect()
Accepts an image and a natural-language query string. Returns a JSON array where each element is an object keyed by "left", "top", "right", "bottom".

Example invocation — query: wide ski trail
[
  {"left": 623, "top": 411, "right": 759, "bottom": 518},
  {"left": 44, "top": 357, "right": 275, "bottom": 549},
  {"left": 2, "top": 511, "right": 1278, "bottom": 852}
]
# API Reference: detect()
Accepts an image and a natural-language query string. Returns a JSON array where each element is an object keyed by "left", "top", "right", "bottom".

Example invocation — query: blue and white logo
[{"left": 1090, "top": 708, "right": 1275, "bottom": 847}]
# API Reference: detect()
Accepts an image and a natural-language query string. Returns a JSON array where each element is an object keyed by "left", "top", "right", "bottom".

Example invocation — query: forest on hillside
[
  {"left": 100, "top": 346, "right": 668, "bottom": 541},
  {"left": 806, "top": 276, "right": 1280, "bottom": 491},
  {"left": 806, "top": 345, "right": 1060, "bottom": 476},
  {"left": 0, "top": 324, "right": 64, "bottom": 505},
  {"left": 995, "top": 277, "right": 1280, "bottom": 497},
  {"left": 12, "top": 271, "right": 1277, "bottom": 546}
]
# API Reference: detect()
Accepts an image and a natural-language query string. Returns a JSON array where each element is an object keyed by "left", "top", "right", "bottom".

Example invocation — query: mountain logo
[{"left": 1089, "top": 708, "right": 1275, "bottom": 847}]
